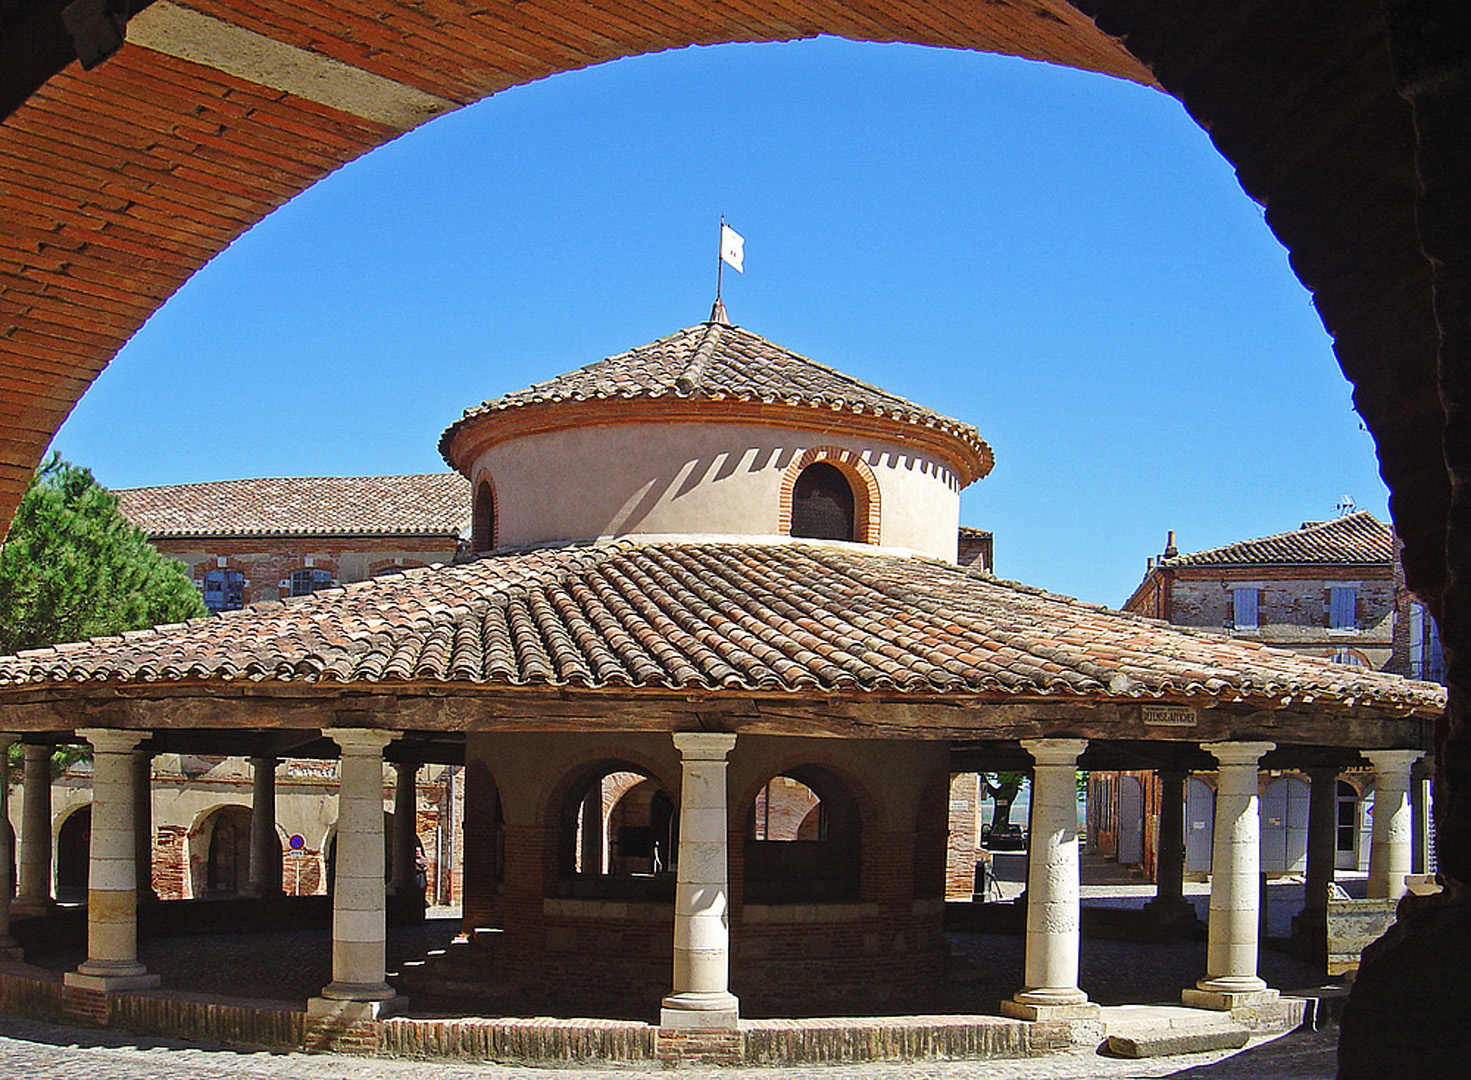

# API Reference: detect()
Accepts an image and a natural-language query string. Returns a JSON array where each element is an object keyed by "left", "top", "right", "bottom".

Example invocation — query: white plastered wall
[{"left": 474, "top": 421, "right": 964, "bottom": 561}]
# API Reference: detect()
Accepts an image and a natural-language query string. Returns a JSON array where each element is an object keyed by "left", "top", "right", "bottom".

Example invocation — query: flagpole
[{"left": 716, "top": 213, "right": 725, "bottom": 303}]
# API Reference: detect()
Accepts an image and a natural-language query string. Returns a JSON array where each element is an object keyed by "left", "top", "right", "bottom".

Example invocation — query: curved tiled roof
[
  {"left": 0, "top": 539, "right": 1440, "bottom": 712},
  {"left": 439, "top": 322, "right": 993, "bottom": 477},
  {"left": 115, "top": 474, "right": 471, "bottom": 539},
  {"left": 1162, "top": 511, "right": 1393, "bottom": 567}
]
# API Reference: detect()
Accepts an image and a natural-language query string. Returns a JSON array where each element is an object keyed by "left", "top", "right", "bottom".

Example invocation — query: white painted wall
[{"left": 475, "top": 421, "right": 964, "bottom": 561}]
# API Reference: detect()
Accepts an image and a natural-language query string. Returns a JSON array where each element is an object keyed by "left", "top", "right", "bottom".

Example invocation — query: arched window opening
[
  {"left": 752, "top": 775, "right": 824, "bottom": 841},
  {"left": 204, "top": 805, "right": 253, "bottom": 895},
  {"left": 745, "top": 766, "right": 860, "bottom": 903},
  {"left": 56, "top": 805, "right": 91, "bottom": 903},
  {"left": 557, "top": 764, "right": 676, "bottom": 900},
  {"left": 790, "top": 462, "right": 856, "bottom": 541},
  {"left": 472, "top": 479, "right": 496, "bottom": 553},
  {"left": 290, "top": 568, "right": 334, "bottom": 596},
  {"left": 202, "top": 568, "right": 244, "bottom": 612}
]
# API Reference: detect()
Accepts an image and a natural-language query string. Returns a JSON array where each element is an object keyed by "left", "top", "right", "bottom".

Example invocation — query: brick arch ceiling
[{"left": 0, "top": 0, "right": 1451, "bottom": 601}]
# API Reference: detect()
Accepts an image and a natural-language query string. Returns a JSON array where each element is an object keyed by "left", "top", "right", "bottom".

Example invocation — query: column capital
[
  {"left": 1202, "top": 740, "right": 1275, "bottom": 767},
  {"left": 672, "top": 732, "right": 737, "bottom": 760},
  {"left": 322, "top": 727, "right": 399, "bottom": 755},
  {"left": 1020, "top": 737, "right": 1088, "bottom": 766},
  {"left": 76, "top": 728, "right": 149, "bottom": 755},
  {"left": 1365, "top": 749, "right": 1425, "bottom": 773},
  {"left": 248, "top": 754, "right": 279, "bottom": 768}
]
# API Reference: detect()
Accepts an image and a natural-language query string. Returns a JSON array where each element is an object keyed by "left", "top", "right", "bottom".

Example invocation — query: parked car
[{"left": 982, "top": 822, "right": 1027, "bottom": 850}]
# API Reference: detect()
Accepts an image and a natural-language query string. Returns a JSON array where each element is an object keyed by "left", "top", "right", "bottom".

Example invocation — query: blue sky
[{"left": 50, "top": 37, "right": 1386, "bottom": 608}]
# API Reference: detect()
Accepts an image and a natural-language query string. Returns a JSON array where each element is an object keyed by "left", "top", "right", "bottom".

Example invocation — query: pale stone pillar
[
  {"left": 64, "top": 729, "right": 160, "bottom": 992},
  {"left": 388, "top": 762, "right": 418, "bottom": 897},
  {"left": 245, "top": 757, "right": 281, "bottom": 897},
  {"left": 1144, "top": 769, "right": 1196, "bottom": 929},
  {"left": 1367, "top": 750, "right": 1424, "bottom": 900},
  {"left": 1297, "top": 767, "right": 1339, "bottom": 937},
  {"left": 0, "top": 735, "right": 19, "bottom": 957},
  {"left": 661, "top": 731, "right": 740, "bottom": 1030},
  {"left": 132, "top": 749, "right": 156, "bottom": 902},
  {"left": 1183, "top": 741, "right": 1276, "bottom": 1009},
  {"left": 14, "top": 743, "right": 53, "bottom": 915},
  {"left": 1001, "top": 738, "right": 1098, "bottom": 1021},
  {"left": 309, "top": 727, "right": 401, "bottom": 1020}
]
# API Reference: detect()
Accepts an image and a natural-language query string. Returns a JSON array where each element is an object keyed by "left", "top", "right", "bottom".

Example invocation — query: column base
[
  {"left": 308, "top": 993, "right": 404, "bottom": 1021},
  {"left": 1143, "top": 895, "right": 1200, "bottom": 926},
  {"left": 1001, "top": 989, "right": 1100, "bottom": 1021},
  {"left": 1183, "top": 981, "right": 1279, "bottom": 1011},
  {"left": 65, "top": 962, "right": 160, "bottom": 992},
  {"left": 660, "top": 990, "right": 740, "bottom": 1030}
]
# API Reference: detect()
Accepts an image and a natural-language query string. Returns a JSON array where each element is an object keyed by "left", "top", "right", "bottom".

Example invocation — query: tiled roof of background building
[
  {"left": 1161, "top": 511, "right": 1393, "bottom": 567},
  {"left": 115, "top": 474, "right": 471, "bottom": 538},
  {"left": 439, "top": 322, "right": 993, "bottom": 472},
  {"left": 0, "top": 539, "right": 1439, "bottom": 711}
]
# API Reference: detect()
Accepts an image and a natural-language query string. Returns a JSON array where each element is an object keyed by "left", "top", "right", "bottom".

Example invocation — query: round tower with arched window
[{"left": 440, "top": 316, "right": 993, "bottom": 559}]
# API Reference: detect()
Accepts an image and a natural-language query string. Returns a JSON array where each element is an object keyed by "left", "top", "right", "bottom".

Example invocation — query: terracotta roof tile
[
  {"left": 114, "top": 474, "right": 470, "bottom": 538},
  {"left": 1163, "top": 511, "right": 1393, "bottom": 566},
  {"left": 439, "top": 323, "right": 992, "bottom": 471},
  {"left": 0, "top": 540, "right": 1441, "bottom": 714}
]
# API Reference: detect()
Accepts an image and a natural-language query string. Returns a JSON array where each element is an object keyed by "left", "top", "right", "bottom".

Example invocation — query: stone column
[
  {"left": 245, "top": 756, "right": 281, "bottom": 898},
  {"left": 388, "top": 762, "right": 418, "bottom": 897},
  {"left": 0, "top": 735, "right": 19, "bottom": 957},
  {"left": 1002, "top": 738, "right": 1098, "bottom": 1021},
  {"left": 1367, "top": 750, "right": 1424, "bottom": 900},
  {"left": 1183, "top": 741, "right": 1277, "bottom": 1010},
  {"left": 661, "top": 731, "right": 740, "bottom": 1030},
  {"left": 1144, "top": 769, "right": 1196, "bottom": 929},
  {"left": 64, "top": 729, "right": 160, "bottom": 992},
  {"left": 14, "top": 743, "right": 53, "bottom": 915},
  {"left": 309, "top": 727, "right": 401, "bottom": 1020},
  {"left": 1294, "top": 767, "right": 1339, "bottom": 946},
  {"left": 132, "top": 749, "right": 156, "bottom": 902}
]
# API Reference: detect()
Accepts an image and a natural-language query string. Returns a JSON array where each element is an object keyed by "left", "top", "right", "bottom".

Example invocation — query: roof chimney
[{"left": 1163, "top": 530, "right": 1178, "bottom": 559}]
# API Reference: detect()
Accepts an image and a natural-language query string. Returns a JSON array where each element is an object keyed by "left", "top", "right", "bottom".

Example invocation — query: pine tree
[{"left": 0, "top": 454, "right": 206, "bottom": 655}]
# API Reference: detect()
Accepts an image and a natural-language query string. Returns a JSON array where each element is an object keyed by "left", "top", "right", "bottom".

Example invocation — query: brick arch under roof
[{"left": 0, "top": 0, "right": 1456, "bottom": 609}]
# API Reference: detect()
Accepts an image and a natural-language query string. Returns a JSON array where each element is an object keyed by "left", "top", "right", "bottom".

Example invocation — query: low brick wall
[
  {"left": 382, "top": 1016, "right": 656, "bottom": 1063},
  {"left": 1328, "top": 898, "right": 1400, "bottom": 975},
  {"left": 742, "top": 1015, "right": 1032, "bottom": 1064},
  {"left": 0, "top": 964, "right": 1092, "bottom": 1067}
]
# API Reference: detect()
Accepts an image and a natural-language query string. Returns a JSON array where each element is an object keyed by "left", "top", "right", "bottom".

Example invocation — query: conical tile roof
[{"left": 440, "top": 322, "right": 993, "bottom": 479}]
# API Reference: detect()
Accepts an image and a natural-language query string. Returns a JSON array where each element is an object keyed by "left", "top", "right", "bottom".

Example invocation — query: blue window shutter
[
  {"left": 1233, "top": 587, "right": 1258, "bottom": 628},
  {"left": 1330, "top": 586, "right": 1356, "bottom": 629}
]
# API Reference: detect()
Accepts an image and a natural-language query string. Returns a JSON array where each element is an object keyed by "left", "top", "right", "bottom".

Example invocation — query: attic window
[
  {"left": 290, "top": 568, "right": 333, "bottom": 596},
  {"left": 472, "top": 479, "right": 497, "bottom": 552},
  {"left": 791, "top": 462, "right": 856, "bottom": 542}
]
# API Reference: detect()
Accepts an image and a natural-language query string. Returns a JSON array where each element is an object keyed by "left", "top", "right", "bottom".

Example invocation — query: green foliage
[
  {"left": 0, "top": 454, "right": 206, "bottom": 655},
  {"left": 982, "top": 771, "right": 1027, "bottom": 827}
]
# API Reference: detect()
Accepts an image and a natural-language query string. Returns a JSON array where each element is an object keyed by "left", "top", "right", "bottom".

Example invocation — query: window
[
  {"left": 289, "top": 568, "right": 334, "bottom": 596},
  {"left": 1410, "top": 602, "right": 1445, "bottom": 683},
  {"left": 790, "top": 462, "right": 856, "bottom": 541},
  {"left": 1232, "top": 587, "right": 1258, "bottom": 629},
  {"left": 1329, "top": 586, "right": 1357, "bottom": 629},
  {"left": 472, "top": 479, "right": 496, "bottom": 552},
  {"left": 1332, "top": 648, "right": 1365, "bottom": 667},
  {"left": 201, "top": 568, "right": 244, "bottom": 613}
]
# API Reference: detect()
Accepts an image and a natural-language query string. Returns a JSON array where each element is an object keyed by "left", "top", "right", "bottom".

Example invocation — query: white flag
[{"left": 720, "top": 224, "right": 745, "bottom": 273}]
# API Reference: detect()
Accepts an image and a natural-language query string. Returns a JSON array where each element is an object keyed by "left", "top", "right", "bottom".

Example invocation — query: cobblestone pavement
[{"left": 0, "top": 1013, "right": 1338, "bottom": 1079}]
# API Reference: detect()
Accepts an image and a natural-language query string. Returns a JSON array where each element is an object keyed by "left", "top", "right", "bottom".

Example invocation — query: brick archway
[{"left": 778, "top": 446, "right": 882, "bottom": 545}]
